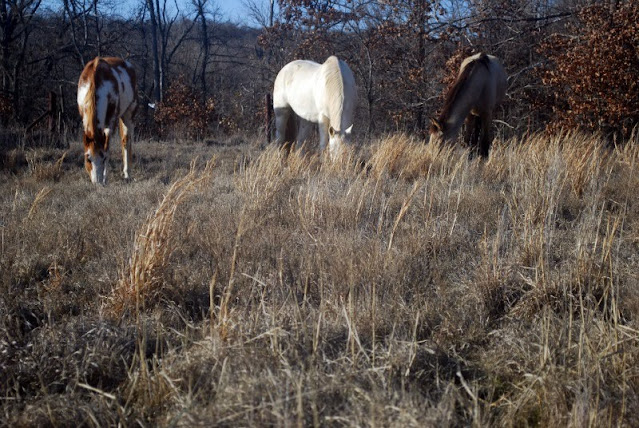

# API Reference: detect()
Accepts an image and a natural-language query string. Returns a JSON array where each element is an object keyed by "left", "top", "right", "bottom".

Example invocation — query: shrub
[
  {"left": 154, "top": 78, "right": 215, "bottom": 139},
  {"left": 539, "top": 4, "right": 639, "bottom": 139}
]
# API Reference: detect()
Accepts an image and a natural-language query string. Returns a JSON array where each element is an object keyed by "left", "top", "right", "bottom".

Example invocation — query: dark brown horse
[{"left": 429, "top": 53, "right": 507, "bottom": 158}]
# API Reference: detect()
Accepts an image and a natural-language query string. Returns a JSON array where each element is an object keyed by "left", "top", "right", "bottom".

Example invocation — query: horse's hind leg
[
  {"left": 464, "top": 116, "right": 475, "bottom": 146},
  {"left": 478, "top": 114, "right": 492, "bottom": 158},
  {"left": 119, "top": 116, "right": 134, "bottom": 181},
  {"left": 464, "top": 115, "right": 481, "bottom": 157},
  {"left": 296, "top": 118, "right": 313, "bottom": 154},
  {"left": 275, "top": 107, "right": 294, "bottom": 154}
]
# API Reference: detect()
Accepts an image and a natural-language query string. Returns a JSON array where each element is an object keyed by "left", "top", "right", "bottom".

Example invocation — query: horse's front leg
[
  {"left": 464, "top": 116, "right": 476, "bottom": 147},
  {"left": 119, "top": 117, "right": 133, "bottom": 181},
  {"left": 318, "top": 118, "right": 329, "bottom": 154},
  {"left": 479, "top": 114, "right": 493, "bottom": 158}
]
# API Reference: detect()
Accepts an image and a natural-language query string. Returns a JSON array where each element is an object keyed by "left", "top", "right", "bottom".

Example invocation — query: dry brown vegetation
[{"left": 1, "top": 132, "right": 639, "bottom": 426}]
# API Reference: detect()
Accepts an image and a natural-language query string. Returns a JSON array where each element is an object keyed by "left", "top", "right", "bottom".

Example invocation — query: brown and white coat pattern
[{"left": 77, "top": 57, "right": 138, "bottom": 184}]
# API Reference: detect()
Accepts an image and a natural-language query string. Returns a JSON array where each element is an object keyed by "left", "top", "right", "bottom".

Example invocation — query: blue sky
[
  {"left": 216, "top": 0, "right": 246, "bottom": 21},
  {"left": 111, "top": 0, "right": 252, "bottom": 23}
]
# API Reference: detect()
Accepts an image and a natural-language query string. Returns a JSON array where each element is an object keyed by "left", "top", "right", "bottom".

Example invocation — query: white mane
[{"left": 320, "top": 56, "right": 346, "bottom": 130}]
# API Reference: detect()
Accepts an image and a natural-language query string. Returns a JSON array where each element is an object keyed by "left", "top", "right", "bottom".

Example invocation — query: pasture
[{"left": 1, "top": 132, "right": 638, "bottom": 426}]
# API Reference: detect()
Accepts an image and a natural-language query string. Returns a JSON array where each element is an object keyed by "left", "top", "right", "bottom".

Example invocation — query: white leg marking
[{"left": 120, "top": 118, "right": 134, "bottom": 180}]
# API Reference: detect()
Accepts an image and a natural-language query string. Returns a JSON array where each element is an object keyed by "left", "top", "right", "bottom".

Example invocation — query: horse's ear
[
  {"left": 329, "top": 126, "right": 335, "bottom": 137},
  {"left": 345, "top": 125, "right": 353, "bottom": 134},
  {"left": 429, "top": 118, "right": 442, "bottom": 132}
]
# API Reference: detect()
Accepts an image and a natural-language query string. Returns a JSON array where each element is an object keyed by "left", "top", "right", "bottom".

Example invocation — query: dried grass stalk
[{"left": 110, "top": 158, "right": 215, "bottom": 316}]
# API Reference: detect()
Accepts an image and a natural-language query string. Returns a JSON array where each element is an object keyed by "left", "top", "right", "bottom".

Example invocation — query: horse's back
[
  {"left": 462, "top": 53, "right": 506, "bottom": 112},
  {"left": 78, "top": 57, "right": 137, "bottom": 132},
  {"left": 274, "top": 60, "right": 320, "bottom": 101},
  {"left": 101, "top": 57, "right": 137, "bottom": 117},
  {"left": 273, "top": 59, "right": 321, "bottom": 120}
]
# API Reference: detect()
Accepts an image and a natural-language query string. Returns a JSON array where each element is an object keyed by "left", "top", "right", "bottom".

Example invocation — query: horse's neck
[{"left": 442, "top": 98, "right": 472, "bottom": 138}]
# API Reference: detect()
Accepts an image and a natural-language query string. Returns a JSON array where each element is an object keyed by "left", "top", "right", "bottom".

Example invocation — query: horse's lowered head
[
  {"left": 83, "top": 128, "right": 109, "bottom": 185},
  {"left": 328, "top": 124, "right": 353, "bottom": 160},
  {"left": 428, "top": 118, "right": 452, "bottom": 146}
]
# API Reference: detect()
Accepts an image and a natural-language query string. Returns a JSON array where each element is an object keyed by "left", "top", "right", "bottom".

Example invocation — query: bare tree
[
  {"left": 192, "top": 0, "right": 218, "bottom": 101},
  {"left": 145, "top": 0, "right": 200, "bottom": 102},
  {"left": 0, "top": 0, "right": 42, "bottom": 119}
]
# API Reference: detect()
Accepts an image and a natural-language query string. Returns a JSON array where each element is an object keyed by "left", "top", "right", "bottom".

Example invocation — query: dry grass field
[{"left": 1, "top": 132, "right": 638, "bottom": 426}]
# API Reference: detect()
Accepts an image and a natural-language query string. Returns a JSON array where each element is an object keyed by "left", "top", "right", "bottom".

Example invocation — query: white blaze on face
[
  {"left": 86, "top": 150, "right": 107, "bottom": 184},
  {"left": 88, "top": 150, "right": 108, "bottom": 185},
  {"left": 86, "top": 128, "right": 110, "bottom": 185}
]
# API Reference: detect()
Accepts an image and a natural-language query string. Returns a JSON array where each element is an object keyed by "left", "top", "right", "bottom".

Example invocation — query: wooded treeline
[{"left": 0, "top": 0, "right": 637, "bottom": 142}]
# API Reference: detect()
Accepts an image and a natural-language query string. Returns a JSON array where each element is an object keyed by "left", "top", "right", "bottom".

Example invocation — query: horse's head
[
  {"left": 428, "top": 118, "right": 448, "bottom": 145},
  {"left": 328, "top": 124, "right": 353, "bottom": 160},
  {"left": 83, "top": 129, "right": 109, "bottom": 185}
]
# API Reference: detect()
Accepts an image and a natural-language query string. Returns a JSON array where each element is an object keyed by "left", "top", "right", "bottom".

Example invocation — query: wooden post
[{"left": 266, "top": 93, "right": 272, "bottom": 144}]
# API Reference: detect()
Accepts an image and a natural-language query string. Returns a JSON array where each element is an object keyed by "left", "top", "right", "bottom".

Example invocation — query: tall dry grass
[
  {"left": 110, "top": 158, "right": 215, "bottom": 317},
  {"left": 1, "top": 133, "right": 638, "bottom": 426}
]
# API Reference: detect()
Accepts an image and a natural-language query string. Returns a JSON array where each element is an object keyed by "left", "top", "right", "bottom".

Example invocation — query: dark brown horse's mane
[{"left": 435, "top": 53, "right": 490, "bottom": 129}]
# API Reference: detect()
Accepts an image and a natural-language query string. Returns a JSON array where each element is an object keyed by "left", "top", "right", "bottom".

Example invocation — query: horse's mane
[
  {"left": 437, "top": 53, "right": 489, "bottom": 126},
  {"left": 321, "top": 56, "right": 346, "bottom": 129},
  {"left": 80, "top": 57, "right": 100, "bottom": 138}
]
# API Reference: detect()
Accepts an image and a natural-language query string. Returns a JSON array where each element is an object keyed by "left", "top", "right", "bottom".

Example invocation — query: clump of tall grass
[
  {"left": 109, "top": 159, "right": 215, "bottom": 317},
  {"left": 26, "top": 149, "right": 67, "bottom": 181},
  {"left": 366, "top": 133, "right": 457, "bottom": 180}
]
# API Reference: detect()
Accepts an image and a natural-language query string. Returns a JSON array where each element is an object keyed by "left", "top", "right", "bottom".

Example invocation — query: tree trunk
[
  {"left": 147, "top": 0, "right": 162, "bottom": 102},
  {"left": 196, "top": 0, "right": 209, "bottom": 101}
]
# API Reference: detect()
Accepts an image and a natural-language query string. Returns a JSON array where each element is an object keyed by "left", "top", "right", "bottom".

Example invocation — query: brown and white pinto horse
[
  {"left": 77, "top": 57, "right": 138, "bottom": 184},
  {"left": 429, "top": 53, "right": 507, "bottom": 158}
]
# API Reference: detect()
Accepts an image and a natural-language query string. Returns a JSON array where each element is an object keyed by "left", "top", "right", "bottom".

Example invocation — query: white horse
[
  {"left": 273, "top": 56, "right": 357, "bottom": 159},
  {"left": 429, "top": 53, "right": 507, "bottom": 158}
]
